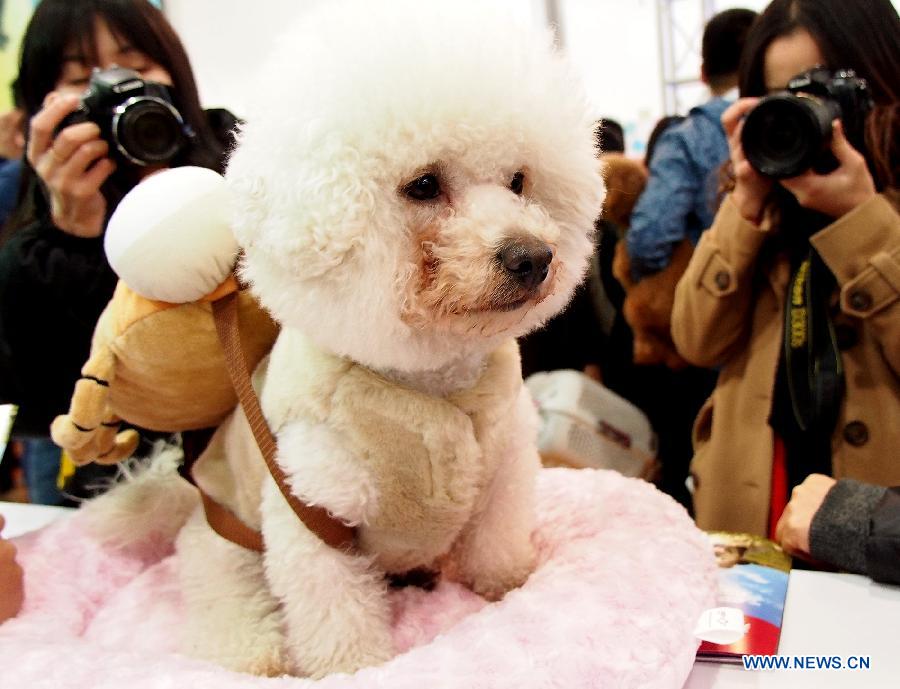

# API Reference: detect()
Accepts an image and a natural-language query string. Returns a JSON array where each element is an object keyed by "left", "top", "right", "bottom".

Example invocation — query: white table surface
[
  {"left": 1, "top": 500, "right": 74, "bottom": 538},
  {"left": 3, "top": 501, "right": 898, "bottom": 688},
  {"left": 684, "top": 569, "right": 900, "bottom": 689}
]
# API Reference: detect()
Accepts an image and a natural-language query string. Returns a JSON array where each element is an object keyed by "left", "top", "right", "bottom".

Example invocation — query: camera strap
[{"left": 783, "top": 251, "right": 844, "bottom": 434}]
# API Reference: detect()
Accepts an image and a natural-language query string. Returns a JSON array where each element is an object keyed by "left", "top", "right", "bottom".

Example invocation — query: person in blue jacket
[
  {"left": 617, "top": 8, "right": 757, "bottom": 511},
  {"left": 626, "top": 8, "right": 757, "bottom": 281}
]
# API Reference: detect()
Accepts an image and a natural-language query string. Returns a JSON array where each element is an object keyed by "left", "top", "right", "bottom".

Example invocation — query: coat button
[
  {"left": 714, "top": 271, "right": 731, "bottom": 291},
  {"left": 843, "top": 421, "right": 869, "bottom": 447},
  {"left": 848, "top": 290, "right": 873, "bottom": 311},
  {"left": 835, "top": 324, "right": 858, "bottom": 350}
]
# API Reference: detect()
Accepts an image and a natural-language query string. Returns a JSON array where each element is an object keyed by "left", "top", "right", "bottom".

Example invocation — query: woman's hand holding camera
[
  {"left": 27, "top": 91, "right": 117, "bottom": 238},
  {"left": 725, "top": 97, "right": 877, "bottom": 224},
  {"left": 722, "top": 98, "right": 773, "bottom": 226},
  {"left": 780, "top": 120, "right": 877, "bottom": 218}
]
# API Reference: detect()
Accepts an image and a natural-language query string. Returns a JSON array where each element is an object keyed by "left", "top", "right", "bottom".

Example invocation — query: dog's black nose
[{"left": 497, "top": 239, "right": 554, "bottom": 290}]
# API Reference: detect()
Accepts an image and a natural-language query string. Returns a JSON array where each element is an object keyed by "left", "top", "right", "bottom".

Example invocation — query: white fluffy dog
[{"left": 170, "top": 0, "right": 603, "bottom": 678}]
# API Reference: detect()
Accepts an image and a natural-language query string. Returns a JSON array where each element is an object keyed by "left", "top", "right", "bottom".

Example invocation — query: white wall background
[
  {"left": 164, "top": 0, "right": 894, "bottom": 156},
  {"left": 558, "top": 0, "right": 774, "bottom": 155},
  {"left": 165, "top": 0, "right": 546, "bottom": 118}
]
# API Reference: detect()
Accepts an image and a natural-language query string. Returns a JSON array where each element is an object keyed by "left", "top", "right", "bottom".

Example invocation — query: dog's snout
[{"left": 497, "top": 238, "right": 554, "bottom": 290}]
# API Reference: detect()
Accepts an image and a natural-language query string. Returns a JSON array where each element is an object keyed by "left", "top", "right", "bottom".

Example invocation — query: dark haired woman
[
  {"left": 672, "top": 0, "right": 900, "bottom": 581},
  {"left": 0, "top": 0, "right": 233, "bottom": 502}
]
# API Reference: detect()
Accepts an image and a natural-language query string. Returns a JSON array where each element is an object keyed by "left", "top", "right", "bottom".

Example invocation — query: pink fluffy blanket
[{"left": 1, "top": 468, "right": 715, "bottom": 689}]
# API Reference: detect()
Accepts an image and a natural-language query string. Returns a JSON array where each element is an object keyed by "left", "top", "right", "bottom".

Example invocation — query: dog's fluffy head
[{"left": 227, "top": 0, "right": 604, "bottom": 372}]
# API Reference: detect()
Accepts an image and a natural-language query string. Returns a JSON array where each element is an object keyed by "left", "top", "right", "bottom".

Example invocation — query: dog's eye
[
  {"left": 403, "top": 173, "right": 442, "bottom": 201},
  {"left": 510, "top": 171, "right": 525, "bottom": 195}
]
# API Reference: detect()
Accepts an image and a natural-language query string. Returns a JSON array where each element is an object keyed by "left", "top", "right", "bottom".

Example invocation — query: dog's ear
[{"left": 226, "top": 169, "right": 371, "bottom": 280}]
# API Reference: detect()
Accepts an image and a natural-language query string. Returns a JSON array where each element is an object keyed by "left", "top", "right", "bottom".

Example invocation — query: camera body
[
  {"left": 57, "top": 66, "right": 191, "bottom": 167},
  {"left": 741, "top": 67, "right": 872, "bottom": 179}
]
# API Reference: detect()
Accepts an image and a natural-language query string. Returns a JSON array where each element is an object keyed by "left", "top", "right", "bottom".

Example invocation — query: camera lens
[
  {"left": 113, "top": 98, "right": 185, "bottom": 165},
  {"left": 741, "top": 94, "right": 834, "bottom": 179}
]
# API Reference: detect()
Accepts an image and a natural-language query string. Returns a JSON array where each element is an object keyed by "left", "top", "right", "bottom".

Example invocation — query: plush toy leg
[
  {"left": 450, "top": 388, "right": 539, "bottom": 600},
  {"left": 55, "top": 423, "right": 139, "bottom": 466},
  {"left": 260, "top": 478, "right": 393, "bottom": 679},
  {"left": 176, "top": 507, "right": 289, "bottom": 676},
  {"left": 50, "top": 346, "right": 138, "bottom": 465}
]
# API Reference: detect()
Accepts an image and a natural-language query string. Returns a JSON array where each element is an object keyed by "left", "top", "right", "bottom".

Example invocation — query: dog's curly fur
[{"left": 170, "top": 0, "right": 604, "bottom": 678}]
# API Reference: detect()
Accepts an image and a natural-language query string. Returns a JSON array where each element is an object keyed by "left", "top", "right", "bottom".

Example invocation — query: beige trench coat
[{"left": 672, "top": 193, "right": 900, "bottom": 535}]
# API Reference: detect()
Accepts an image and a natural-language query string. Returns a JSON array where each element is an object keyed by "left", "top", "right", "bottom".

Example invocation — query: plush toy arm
[{"left": 50, "top": 346, "right": 139, "bottom": 465}]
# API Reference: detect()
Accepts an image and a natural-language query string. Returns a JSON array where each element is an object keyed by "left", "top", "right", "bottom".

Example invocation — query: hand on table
[{"left": 775, "top": 474, "right": 837, "bottom": 558}]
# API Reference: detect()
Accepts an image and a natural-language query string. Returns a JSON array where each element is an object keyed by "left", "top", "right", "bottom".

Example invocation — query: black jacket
[
  {"left": 0, "top": 225, "right": 116, "bottom": 436},
  {"left": 810, "top": 480, "right": 900, "bottom": 587},
  {"left": 0, "top": 109, "right": 237, "bottom": 437}
]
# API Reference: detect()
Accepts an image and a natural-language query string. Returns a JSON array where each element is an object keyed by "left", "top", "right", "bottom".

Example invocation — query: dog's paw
[
  {"left": 244, "top": 648, "right": 293, "bottom": 678},
  {"left": 185, "top": 636, "right": 290, "bottom": 677},
  {"left": 468, "top": 551, "right": 537, "bottom": 602},
  {"left": 302, "top": 636, "right": 394, "bottom": 679}
]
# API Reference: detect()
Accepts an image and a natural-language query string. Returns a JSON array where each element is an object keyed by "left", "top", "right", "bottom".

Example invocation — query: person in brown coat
[{"left": 672, "top": 0, "right": 900, "bottom": 542}]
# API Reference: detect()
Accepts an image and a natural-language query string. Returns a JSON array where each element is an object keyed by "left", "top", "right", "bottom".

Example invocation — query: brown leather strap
[
  {"left": 200, "top": 489, "right": 265, "bottom": 552},
  {"left": 210, "top": 290, "right": 355, "bottom": 551}
]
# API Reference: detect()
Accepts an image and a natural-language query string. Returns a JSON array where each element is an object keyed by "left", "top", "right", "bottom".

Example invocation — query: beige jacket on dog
[{"left": 192, "top": 333, "right": 523, "bottom": 573}]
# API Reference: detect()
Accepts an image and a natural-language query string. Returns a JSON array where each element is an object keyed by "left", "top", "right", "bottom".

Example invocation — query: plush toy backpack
[{"left": 50, "top": 167, "right": 279, "bottom": 465}]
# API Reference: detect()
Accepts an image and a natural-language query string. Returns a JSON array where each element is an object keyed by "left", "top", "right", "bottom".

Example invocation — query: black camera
[
  {"left": 741, "top": 67, "right": 872, "bottom": 179},
  {"left": 57, "top": 66, "right": 191, "bottom": 167}
]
